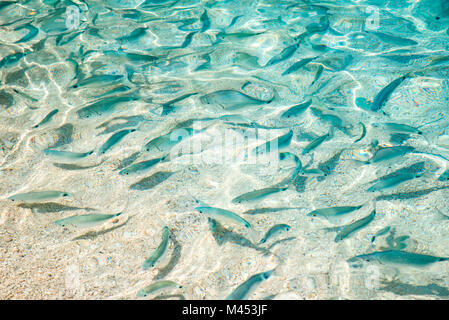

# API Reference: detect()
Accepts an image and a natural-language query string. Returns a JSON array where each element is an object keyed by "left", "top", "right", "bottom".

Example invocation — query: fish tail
[{"left": 267, "top": 89, "right": 280, "bottom": 104}]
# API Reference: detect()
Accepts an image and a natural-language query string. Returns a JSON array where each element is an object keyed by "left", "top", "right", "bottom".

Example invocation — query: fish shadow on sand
[
  {"left": 242, "top": 207, "right": 304, "bottom": 215},
  {"left": 130, "top": 171, "right": 175, "bottom": 191},
  {"left": 208, "top": 218, "right": 271, "bottom": 255},
  {"left": 150, "top": 293, "right": 186, "bottom": 300},
  {"left": 18, "top": 202, "right": 94, "bottom": 214},
  {"left": 380, "top": 278, "right": 449, "bottom": 298},
  {"left": 266, "top": 237, "right": 297, "bottom": 251},
  {"left": 375, "top": 185, "right": 449, "bottom": 201}
]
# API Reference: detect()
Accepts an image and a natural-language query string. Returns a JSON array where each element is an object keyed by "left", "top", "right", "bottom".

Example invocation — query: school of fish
[{"left": 1, "top": 0, "right": 449, "bottom": 299}]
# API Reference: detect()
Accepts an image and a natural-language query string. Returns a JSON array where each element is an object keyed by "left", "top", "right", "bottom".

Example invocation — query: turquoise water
[{"left": 1, "top": 0, "right": 449, "bottom": 299}]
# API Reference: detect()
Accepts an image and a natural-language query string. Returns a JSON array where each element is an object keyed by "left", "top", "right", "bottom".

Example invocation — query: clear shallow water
[{"left": 0, "top": 0, "right": 449, "bottom": 299}]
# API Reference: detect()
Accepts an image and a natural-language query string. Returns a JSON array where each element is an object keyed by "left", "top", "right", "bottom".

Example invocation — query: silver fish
[
  {"left": 226, "top": 270, "right": 274, "bottom": 300},
  {"left": 196, "top": 206, "right": 251, "bottom": 229},
  {"left": 348, "top": 250, "right": 448, "bottom": 266},
  {"left": 54, "top": 212, "right": 122, "bottom": 228},
  {"left": 200, "top": 90, "right": 274, "bottom": 110},
  {"left": 260, "top": 224, "right": 291, "bottom": 244},
  {"left": 9, "top": 191, "right": 71, "bottom": 202},
  {"left": 137, "top": 280, "right": 182, "bottom": 298},
  {"left": 143, "top": 226, "right": 170, "bottom": 269},
  {"left": 308, "top": 205, "right": 363, "bottom": 218}
]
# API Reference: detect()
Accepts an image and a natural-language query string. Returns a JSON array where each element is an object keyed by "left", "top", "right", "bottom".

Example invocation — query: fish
[
  {"left": 281, "top": 57, "right": 316, "bottom": 76},
  {"left": 251, "top": 130, "right": 293, "bottom": 155},
  {"left": 390, "top": 133, "right": 410, "bottom": 145},
  {"left": 354, "top": 122, "right": 366, "bottom": 143},
  {"left": 94, "top": 85, "right": 132, "bottom": 100},
  {"left": 279, "top": 151, "right": 300, "bottom": 164},
  {"left": 310, "top": 64, "right": 324, "bottom": 86},
  {"left": 195, "top": 206, "right": 251, "bottom": 229},
  {"left": 116, "top": 152, "right": 142, "bottom": 171},
  {"left": 56, "top": 30, "right": 83, "bottom": 46},
  {"left": 72, "top": 74, "right": 124, "bottom": 89},
  {"left": 0, "top": 52, "right": 28, "bottom": 69},
  {"left": 144, "top": 128, "right": 195, "bottom": 154},
  {"left": 77, "top": 96, "right": 139, "bottom": 119},
  {"left": 143, "top": 226, "right": 170, "bottom": 269},
  {"left": 116, "top": 27, "right": 147, "bottom": 42},
  {"left": 227, "top": 15, "right": 243, "bottom": 28},
  {"left": 217, "top": 31, "right": 264, "bottom": 43},
  {"left": 280, "top": 152, "right": 303, "bottom": 179},
  {"left": 43, "top": 149, "right": 93, "bottom": 161},
  {"left": 119, "top": 156, "right": 165, "bottom": 175},
  {"left": 194, "top": 52, "right": 212, "bottom": 71},
  {"left": 113, "top": 48, "right": 160, "bottom": 63},
  {"left": 66, "top": 55, "right": 80, "bottom": 81},
  {"left": 366, "top": 146, "right": 415, "bottom": 164},
  {"left": 355, "top": 97, "right": 373, "bottom": 111},
  {"left": 371, "top": 32, "right": 418, "bottom": 46},
  {"left": 226, "top": 270, "right": 274, "bottom": 300},
  {"left": 333, "top": 210, "right": 376, "bottom": 242},
  {"left": 437, "top": 169, "right": 449, "bottom": 181},
  {"left": 302, "top": 168, "right": 325, "bottom": 176},
  {"left": 348, "top": 250, "right": 448, "bottom": 266},
  {"left": 136, "top": 280, "right": 182, "bottom": 298},
  {"left": 14, "top": 23, "right": 39, "bottom": 43},
  {"left": 372, "top": 122, "right": 422, "bottom": 135},
  {"left": 280, "top": 99, "right": 312, "bottom": 118},
  {"left": 160, "top": 92, "right": 198, "bottom": 116},
  {"left": 232, "top": 186, "right": 289, "bottom": 204},
  {"left": 117, "top": 6, "right": 160, "bottom": 22},
  {"left": 301, "top": 131, "right": 331, "bottom": 155},
  {"left": 367, "top": 172, "right": 422, "bottom": 192},
  {"left": 219, "top": 114, "right": 254, "bottom": 124},
  {"left": 200, "top": 90, "right": 273, "bottom": 110},
  {"left": 382, "top": 53, "right": 427, "bottom": 64},
  {"left": 265, "top": 42, "right": 300, "bottom": 67},
  {"left": 371, "top": 75, "right": 409, "bottom": 112},
  {"left": 54, "top": 212, "right": 122, "bottom": 228},
  {"left": 310, "top": 108, "right": 350, "bottom": 135},
  {"left": 242, "top": 207, "right": 304, "bottom": 215},
  {"left": 32, "top": 109, "right": 59, "bottom": 128},
  {"left": 200, "top": 10, "right": 210, "bottom": 32},
  {"left": 168, "top": 17, "right": 197, "bottom": 32},
  {"left": 259, "top": 224, "right": 291, "bottom": 244},
  {"left": 8, "top": 191, "right": 71, "bottom": 202},
  {"left": 96, "top": 115, "right": 146, "bottom": 135},
  {"left": 98, "top": 129, "right": 136, "bottom": 155},
  {"left": 179, "top": 31, "right": 197, "bottom": 48},
  {"left": 371, "top": 226, "right": 391, "bottom": 243},
  {"left": 308, "top": 205, "right": 363, "bottom": 218}
]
